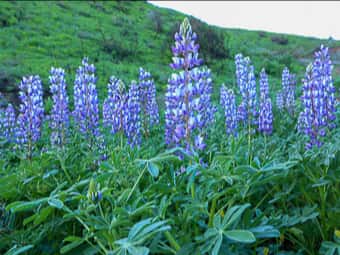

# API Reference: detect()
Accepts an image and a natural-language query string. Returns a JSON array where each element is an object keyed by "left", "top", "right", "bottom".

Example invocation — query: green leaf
[
  {"left": 61, "top": 237, "right": 84, "bottom": 254},
  {"left": 222, "top": 204, "right": 251, "bottom": 229},
  {"left": 224, "top": 230, "right": 256, "bottom": 243},
  {"left": 211, "top": 234, "right": 223, "bottom": 255},
  {"left": 6, "top": 198, "right": 48, "bottom": 213},
  {"left": 48, "top": 198, "right": 64, "bottom": 209},
  {"left": 5, "top": 245, "right": 34, "bottom": 255},
  {"left": 147, "top": 162, "right": 159, "bottom": 177}
]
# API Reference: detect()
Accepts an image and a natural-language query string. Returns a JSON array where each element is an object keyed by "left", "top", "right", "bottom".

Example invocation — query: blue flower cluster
[
  {"left": 124, "top": 81, "right": 141, "bottom": 147},
  {"left": 103, "top": 76, "right": 126, "bottom": 135},
  {"left": 16, "top": 75, "right": 44, "bottom": 149},
  {"left": 138, "top": 67, "right": 159, "bottom": 133},
  {"left": 220, "top": 85, "right": 237, "bottom": 136},
  {"left": 258, "top": 69, "right": 273, "bottom": 135},
  {"left": 0, "top": 104, "right": 16, "bottom": 142},
  {"left": 298, "top": 45, "right": 337, "bottom": 149},
  {"left": 49, "top": 67, "right": 69, "bottom": 146},
  {"left": 165, "top": 18, "right": 214, "bottom": 151},
  {"left": 278, "top": 67, "right": 296, "bottom": 115},
  {"left": 235, "top": 54, "right": 257, "bottom": 127},
  {"left": 73, "top": 57, "right": 100, "bottom": 138}
]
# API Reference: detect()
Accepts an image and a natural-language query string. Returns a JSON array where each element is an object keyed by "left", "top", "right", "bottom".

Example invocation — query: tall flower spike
[
  {"left": 299, "top": 45, "right": 337, "bottom": 149},
  {"left": 49, "top": 67, "right": 69, "bottom": 146},
  {"left": 235, "top": 54, "right": 258, "bottom": 128},
  {"left": 220, "top": 85, "right": 238, "bottom": 136},
  {"left": 16, "top": 75, "right": 44, "bottom": 156},
  {"left": 276, "top": 91, "right": 284, "bottom": 111},
  {"left": 259, "top": 68, "right": 269, "bottom": 100},
  {"left": 258, "top": 98, "right": 273, "bottom": 135},
  {"left": 103, "top": 76, "right": 126, "bottom": 135},
  {"left": 73, "top": 57, "right": 100, "bottom": 139},
  {"left": 138, "top": 67, "right": 159, "bottom": 134},
  {"left": 313, "top": 45, "right": 336, "bottom": 129},
  {"left": 258, "top": 68, "right": 273, "bottom": 135},
  {"left": 124, "top": 81, "right": 141, "bottom": 147},
  {"left": 281, "top": 67, "right": 296, "bottom": 115},
  {"left": 0, "top": 104, "right": 16, "bottom": 142},
  {"left": 165, "top": 18, "right": 214, "bottom": 152}
]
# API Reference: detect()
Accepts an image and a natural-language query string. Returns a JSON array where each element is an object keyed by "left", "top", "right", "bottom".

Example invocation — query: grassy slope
[{"left": 0, "top": 1, "right": 339, "bottom": 106}]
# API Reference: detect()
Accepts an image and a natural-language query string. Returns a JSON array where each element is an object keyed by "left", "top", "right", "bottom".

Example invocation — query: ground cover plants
[{"left": 0, "top": 11, "right": 339, "bottom": 255}]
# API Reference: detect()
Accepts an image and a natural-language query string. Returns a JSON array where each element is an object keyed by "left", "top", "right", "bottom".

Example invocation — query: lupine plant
[
  {"left": 280, "top": 67, "right": 296, "bottom": 115},
  {"left": 49, "top": 67, "right": 69, "bottom": 147},
  {"left": 16, "top": 75, "right": 44, "bottom": 158},
  {"left": 276, "top": 91, "right": 284, "bottom": 111},
  {"left": 0, "top": 104, "right": 16, "bottom": 142},
  {"left": 235, "top": 54, "right": 257, "bottom": 129},
  {"left": 165, "top": 18, "right": 214, "bottom": 152},
  {"left": 124, "top": 81, "right": 141, "bottom": 147},
  {"left": 258, "top": 69, "right": 273, "bottom": 135},
  {"left": 73, "top": 57, "right": 100, "bottom": 140},
  {"left": 103, "top": 76, "right": 127, "bottom": 135},
  {"left": 298, "top": 45, "right": 337, "bottom": 149},
  {"left": 220, "top": 85, "right": 238, "bottom": 136},
  {"left": 138, "top": 67, "right": 159, "bottom": 135}
]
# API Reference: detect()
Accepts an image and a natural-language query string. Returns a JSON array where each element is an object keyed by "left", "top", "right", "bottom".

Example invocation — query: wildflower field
[{"left": 0, "top": 2, "right": 339, "bottom": 255}]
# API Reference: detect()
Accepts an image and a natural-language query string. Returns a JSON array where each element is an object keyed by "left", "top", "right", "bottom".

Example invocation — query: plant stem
[
  {"left": 208, "top": 197, "right": 217, "bottom": 227},
  {"left": 164, "top": 231, "right": 181, "bottom": 252},
  {"left": 126, "top": 165, "right": 146, "bottom": 202}
]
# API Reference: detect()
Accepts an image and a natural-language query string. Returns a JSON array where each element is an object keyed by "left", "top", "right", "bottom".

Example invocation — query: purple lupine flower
[
  {"left": 165, "top": 18, "right": 215, "bottom": 152},
  {"left": 123, "top": 81, "right": 141, "bottom": 147},
  {"left": 276, "top": 91, "right": 284, "bottom": 110},
  {"left": 138, "top": 67, "right": 159, "bottom": 134},
  {"left": 73, "top": 57, "right": 100, "bottom": 139},
  {"left": 220, "top": 85, "right": 238, "bottom": 136},
  {"left": 0, "top": 104, "right": 16, "bottom": 142},
  {"left": 235, "top": 54, "right": 258, "bottom": 128},
  {"left": 282, "top": 67, "right": 290, "bottom": 99},
  {"left": 103, "top": 76, "right": 126, "bottom": 135},
  {"left": 49, "top": 67, "right": 69, "bottom": 146},
  {"left": 237, "top": 102, "right": 247, "bottom": 123},
  {"left": 258, "top": 98, "right": 273, "bottom": 135},
  {"left": 194, "top": 134, "right": 206, "bottom": 150},
  {"left": 258, "top": 68, "right": 273, "bottom": 135},
  {"left": 313, "top": 45, "right": 336, "bottom": 129},
  {"left": 259, "top": 68, "right": 269, "bottom": 100},
  {"left": 16, "top": 75, "right": 44, "bottom": 155},
  {"left": 300, "top": 64, "right": 324, "bottom": 148},
  {"left": 281, "top": 67, "right": 296, "bottom": 114},
  {"left": 299, "top": 45, "right": 337, "bottom": 149}
]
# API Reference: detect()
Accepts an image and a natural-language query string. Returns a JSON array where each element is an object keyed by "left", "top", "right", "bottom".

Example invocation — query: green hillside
[{"left": 1, "top": 1, "right": 339, "bottom": 105}]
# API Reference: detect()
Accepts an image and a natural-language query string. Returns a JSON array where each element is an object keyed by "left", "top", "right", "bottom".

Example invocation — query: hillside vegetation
[{"left": 0, "top": 1, "right": 339, "bottom": 106}]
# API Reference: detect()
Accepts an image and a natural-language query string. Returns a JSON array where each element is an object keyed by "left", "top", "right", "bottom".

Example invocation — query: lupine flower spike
[
  {"left": 138, "top": 67, "right": 159, "bottom": 135},
  {"left": 258, "top": 69, "right": 273, "bottom": 135},
  {"left": 124, "top": 81, "right": 141, "bottom": 147},
  {"left": 165, "top": 18, "right": 215, "bottom": 152},
  {"left": 16, "top": 75, "right": 44, "bottom": 158},
  {"left": 220, "top": 85, "right": 238, "bottom": 136},
  {"left": 298, "top": 45, "right": 337, "bottom": 149},
  {"left": 49, "top": 67, "right": 69, "bottom": 147},
  {"left": 73, "top": 57, "right": 100, "bottom": 140},
  {"left": 103, "top": 76, "right": 126, "bottom": 135}
]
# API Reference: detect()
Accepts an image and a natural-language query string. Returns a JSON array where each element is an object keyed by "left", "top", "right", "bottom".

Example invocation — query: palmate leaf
[
  {"left": 198, "top": 204, "right": 256, "bottom": 254},
  {"left": 223, "top": 230, "right": 256, "bottom": 243},
  {"left": 114, "top": 218, "right": 170, "bottom": 255}
]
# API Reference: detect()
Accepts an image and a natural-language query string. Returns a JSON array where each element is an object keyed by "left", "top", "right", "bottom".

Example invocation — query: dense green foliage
[{"left": 0, "top": 1, "right": 340, "bottom": 255}]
